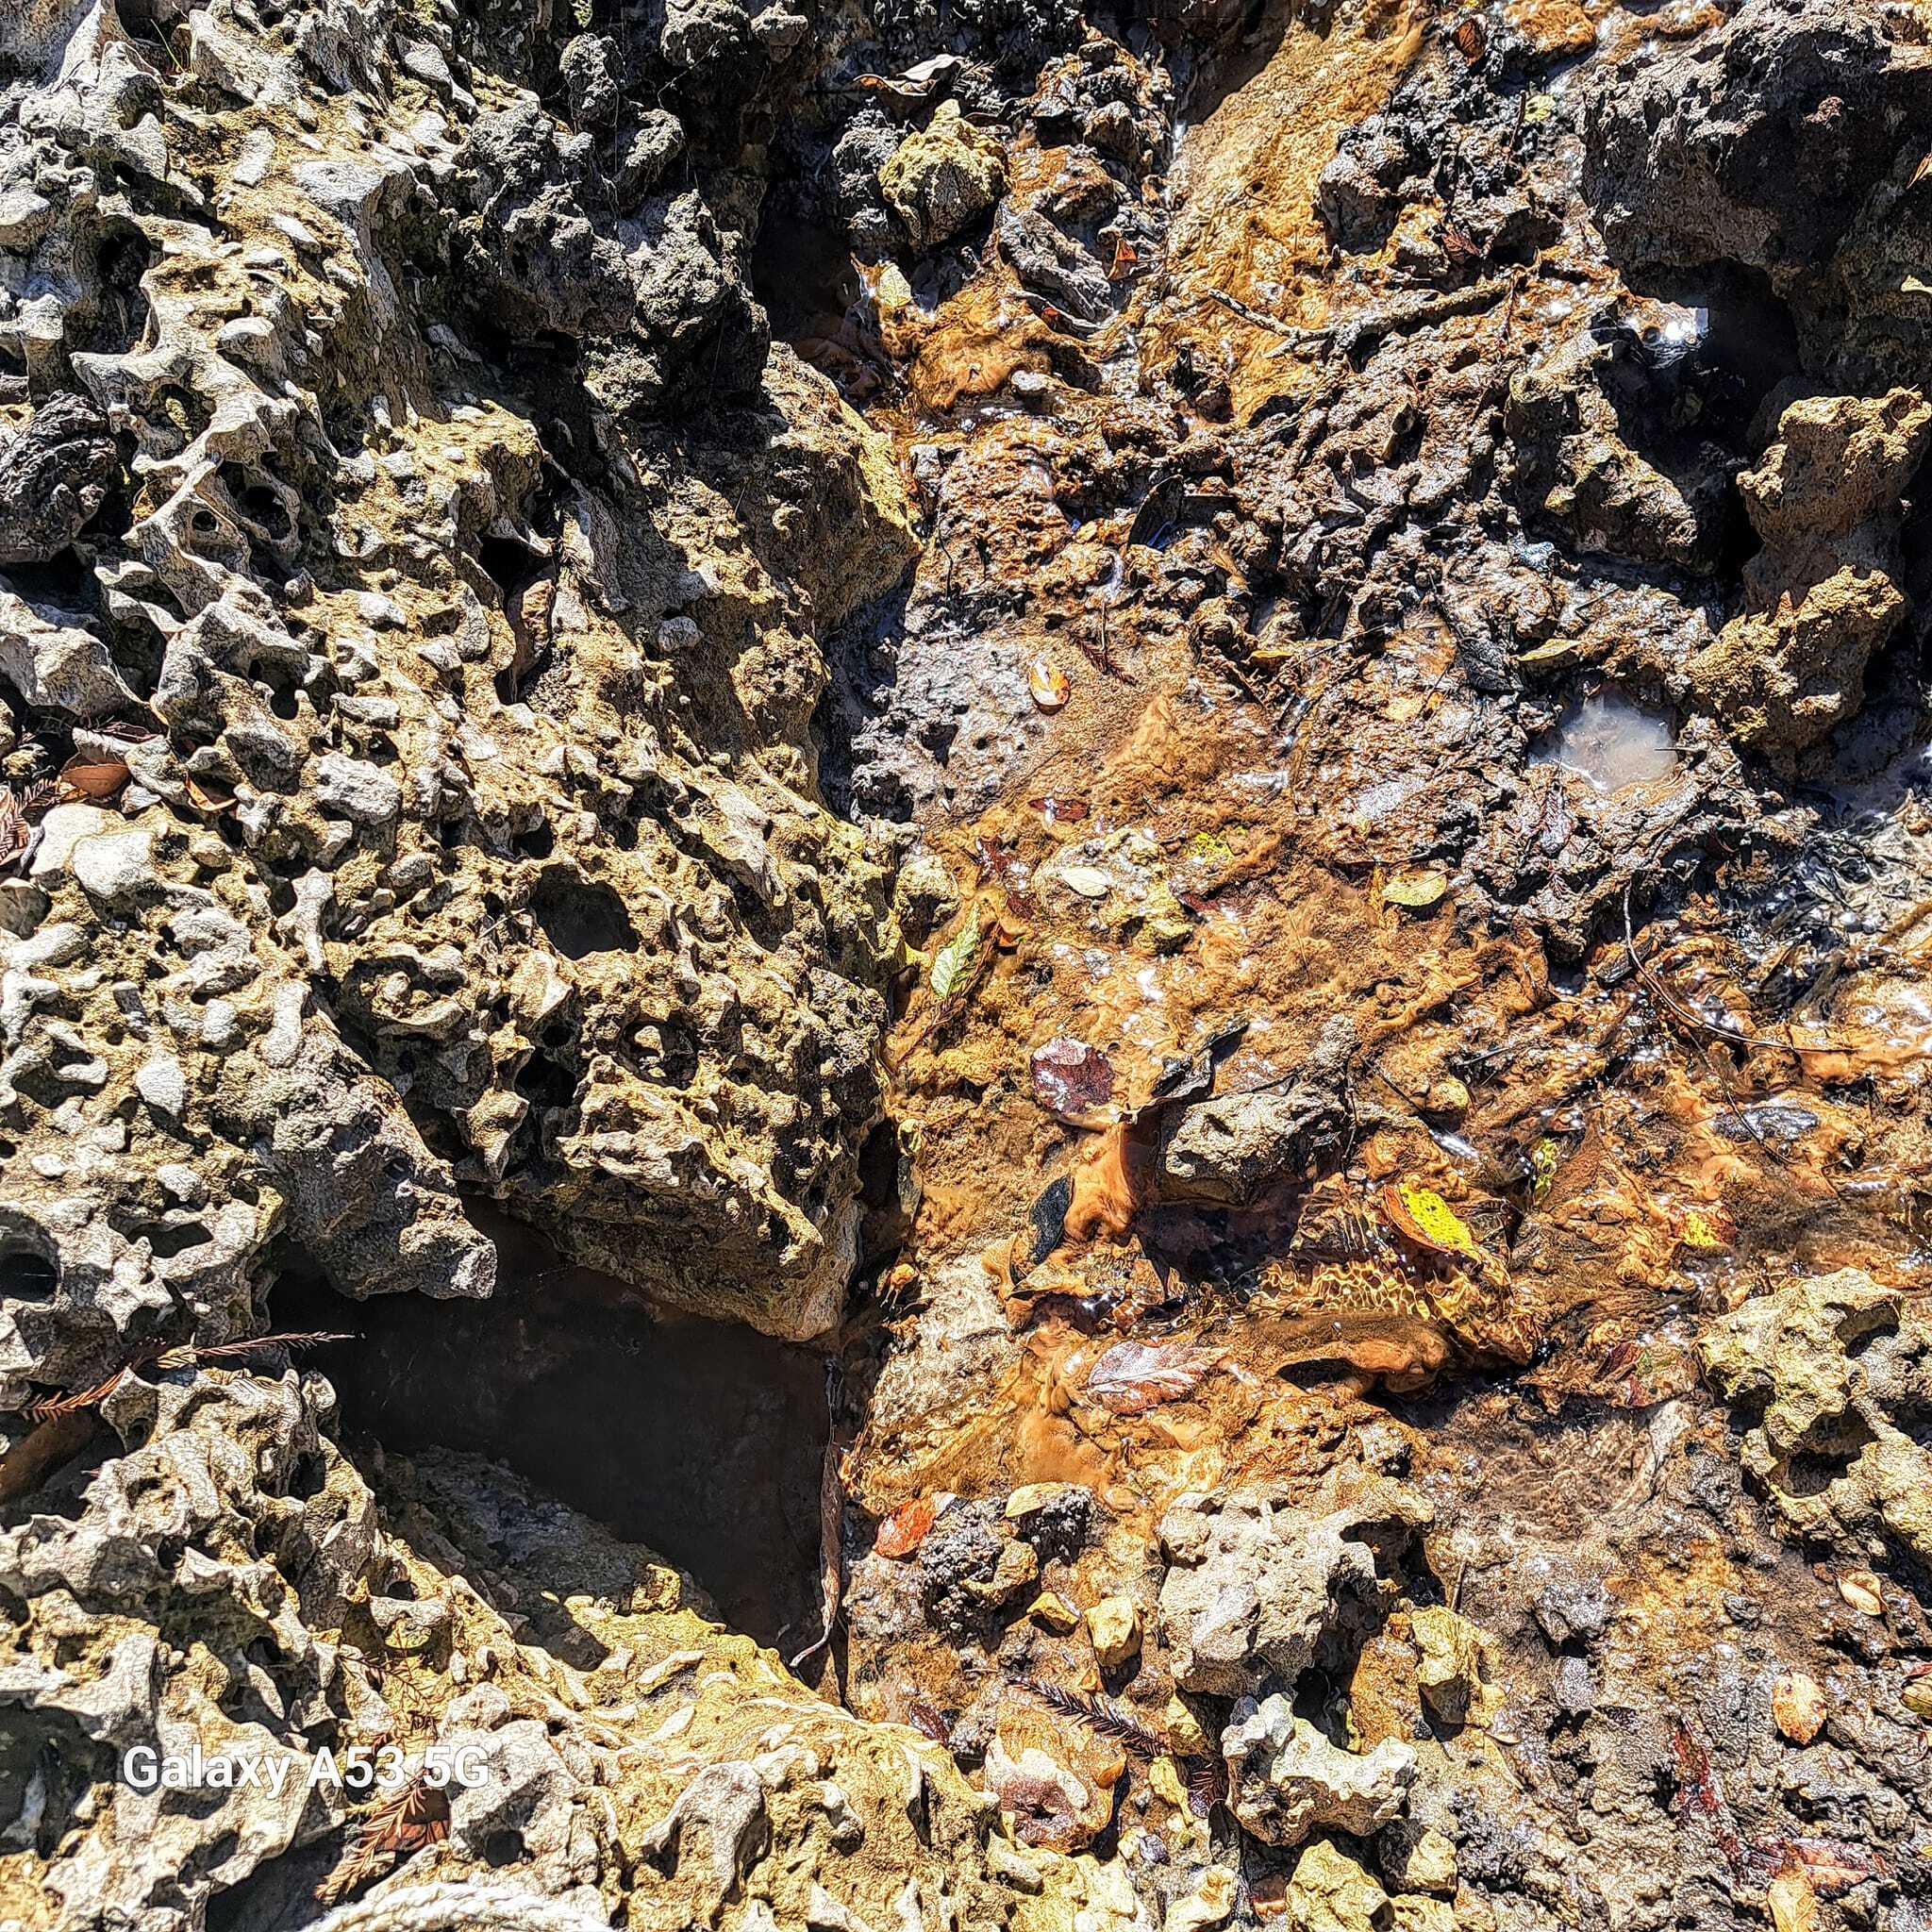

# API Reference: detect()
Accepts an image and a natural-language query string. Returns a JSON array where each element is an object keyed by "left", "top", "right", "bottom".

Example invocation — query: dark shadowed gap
[
  {"left": 275, "top": 1210, "right": 828, "bottom": 1652},
  {"left": 751, "top": 185, "right": 863, "bottom": 345}
]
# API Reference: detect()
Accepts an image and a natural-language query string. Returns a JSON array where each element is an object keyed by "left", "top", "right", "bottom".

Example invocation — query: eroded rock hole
[
  {"left": 528, "top": 866, "right": 637, "bottom": 958},
  {"left": 752, "top": 192, "right": 861, "bottom": 347},
  {"left": 0, "top": 1240, "right": 58, "bottom": 1303},
  {"left": 275, "top": 1222, "right": 828, "bottom": 1651},
  {"left": 78, "top": 225, "right": 156, "bottom": 358}
]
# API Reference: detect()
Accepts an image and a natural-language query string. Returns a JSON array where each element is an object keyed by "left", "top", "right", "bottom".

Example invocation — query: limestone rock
[
  {"left": 983, "top": 1698, "right": 1124, "bottom": 1853},
  {"left": 1685, "top": 391, "right": 1932, "bottom": 760},
  {"left": 1506, "top": 332, "right": 1735, "bottom": 575},
  {"left": 1158, "top": 1473, "right": 1433, "bottom": 1695},
  {"left": 1086, "top": 1594, "right": 1142, "bottom": 1670},
  {"left": 1163, "top": 1865, "right": 1237, "bottom": 1932},
  {"left": 1221, "top": 1695, "right": 1416, "bottom": 1846},
  {"left": 0, "top": 583, "right": 138, "bottom": 717},
  {"left": 1390, "top": 1899, "right": 1457, "bottom": 1932},
  {"left": 880, "top": 102, "right": 1008, "bottom": 252},
  {"left": 1699, "top": 1270, "right": 1932, "bottom": 1565},
  {"left": 1395, "top": 1827, "right": 1459, "bottom": 1895},
  {"left": 1284, "top": 1840, "right": 1390, "bottom": 1932},
  {"left": 1407, "top": 1607, "right": 1499, "bottom": 1728},
  {"left": 0, "top": 0, "right": 922, "bottom": 1346},
  {"left": 1030, "top": 1590, "right": 1081, "bottom": 1634},
  {"left": 0, "top": 1376, "right": 1121, "bottom": 1932}
]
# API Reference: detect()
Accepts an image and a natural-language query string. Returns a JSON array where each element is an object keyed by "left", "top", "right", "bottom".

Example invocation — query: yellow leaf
[
  {"left": 1384, "top": 871, "right": 1448, "bottom": 910},
  {"left": 1380, "top": 1182, "right": 1482, "bottom": 1262},
  {"left": 1515, "top": 638, "right": 1580, "bottom": 670},
  {"left": 1530, "top": 1138, "right": 1561, "bottom": 1200},
  {"left": 1677, "top": 1206, "right": 1732, "bottom": 1252}
]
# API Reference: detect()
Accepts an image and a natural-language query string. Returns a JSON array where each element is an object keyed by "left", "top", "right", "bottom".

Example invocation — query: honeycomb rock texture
[
  {"left": 0, "top": 1362, "right": 1126, "bottom": 1932},
  {"left": 0, "top": 0, "right": 921, "bottom": 1357}
]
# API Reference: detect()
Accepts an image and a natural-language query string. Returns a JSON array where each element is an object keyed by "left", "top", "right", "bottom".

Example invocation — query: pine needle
[
  {"left": 12, "top": 1332, "right": 355, "bottom": 1422},
  {"left": 1018, "top": 1679, "right": 1163, "bottom": 1757},
  {"left": 21, "top": 1367, "right": 132, "bottom": 1423},
  {"left": 317, "top": 1774, "right": 449, "bottom": 1905},
  {"left": 165, "top": 1330, "right": 356, "bottom": 1369}
]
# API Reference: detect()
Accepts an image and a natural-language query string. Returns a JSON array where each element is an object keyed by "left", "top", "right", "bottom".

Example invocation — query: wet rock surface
[{"left": 7, "top": 2, "right": 1932, "bottom": 1931}]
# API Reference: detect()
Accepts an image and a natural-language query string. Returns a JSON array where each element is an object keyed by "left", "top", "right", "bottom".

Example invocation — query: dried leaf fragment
[
  {"left": 1084, "top": 1340, "right": 1208, "bottom": 1414},
  {"left": 182, "top": 774, "right": 237, "bottom": 813},
  {"left": 1384, "top": 871, "right": 1447, "bottom": 910},
  {"left": 874, "top": 1495, "right": 938, "bottom": 1558},
  {"left": 1018, "top": 1678, "right": 1162, "bottom": 1757},
  {"left": 1187, "top": 1755, "right": 1227, "bottom": 1818},
  {"left": 1837, "top": 1570, "right": 1884, "bottom": 1617},
  {"left": 58, "top": 754, "right": 130, "bottom": 802},
  {"left": 1772, "top": 1671, "right": 1826, "bottom": 1745},
  {"left": 1030, "top": 1037, "right": 1115, "bottom": 1118},
  {"left": 1767, "top": 1871, "right": 1816, "bottom": 1932},
  {"left": 1026, "top": 794, "right": 1089, "bottom": 824},
  {"left": 1773, "top": 1836, "right": 1885, "bottom": 1895},
  {"left": 1059, "top": 865, "right": 1111, "bottom": 899},
  {"left": 318, "top": 1774, "right": 450, "bottom": 1905},
  {"left": 1029, "top": 657, "right": 1071, "bottom": 711},
  {"left": 908, "top": 1699, "right": 951, "bottom": 1742},
  {"left": 1676, "top": 1204, "right": 1735, "bottom": 1253},
  {"left": 790, "top": 1433, "right": 844, "bottom": 1670}
]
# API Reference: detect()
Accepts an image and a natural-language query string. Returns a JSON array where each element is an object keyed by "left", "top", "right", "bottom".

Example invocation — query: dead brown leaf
[{"left": 58, "top": 753, "right": 131, "bottom": 802}]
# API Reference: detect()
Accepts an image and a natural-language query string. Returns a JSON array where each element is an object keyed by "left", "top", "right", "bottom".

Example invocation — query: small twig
[
  {"left": 1621, "top": 861, "right": 1851, "bottom": 1207},
  {"left": 790, "top": 1365, "right": 846, "bottom": 1675},
  {"left": 1621, "top": 868, "right": 1806, "bottom": 1058},
  {"left": 1197, "top": 285, "right": 1330, "bottom": 347}
]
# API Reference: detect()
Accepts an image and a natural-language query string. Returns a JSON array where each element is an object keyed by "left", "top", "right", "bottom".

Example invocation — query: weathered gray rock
[
  {"left": 1221, "top": 1696, "right": 1415, "bottom": 1847},
  {"left": 1699, "top": 1269, "right": 1932, "bottom": 1566},
  {"left": 0, "top": 584, "right": 138, "bottom": 717},
  {"left": 0, "top": 0, "right": 924, "bottom": 1349},
  {"left": 0, "top": 391, "right": 117, "bottom": 563},
  {"left": 1583, "top": 0, "right": 1932, "bottom": 384},
  {"left": 1158, "top": 1474, "right": 1433, "bottom": 1696},
  {"left": 1158, "top": 1021, "right": 1356, "bottom": 1204}
]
